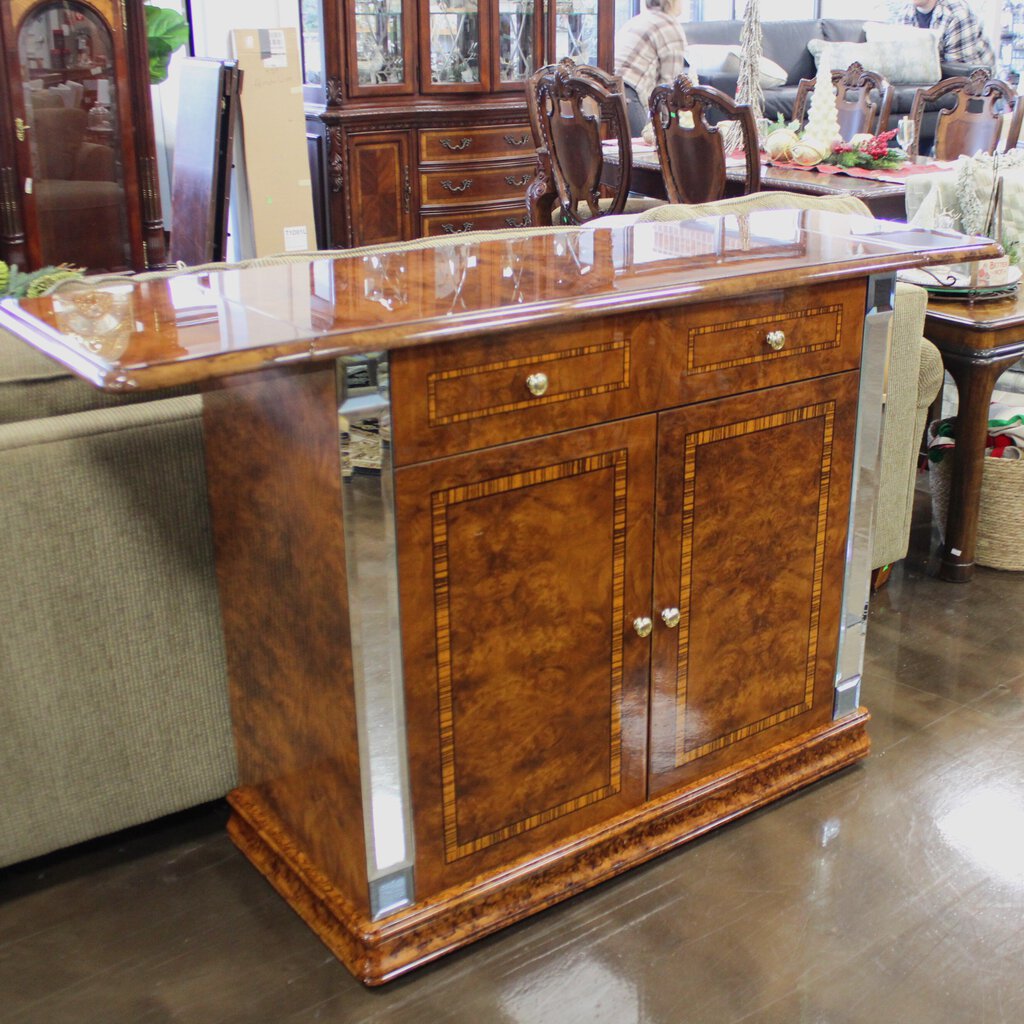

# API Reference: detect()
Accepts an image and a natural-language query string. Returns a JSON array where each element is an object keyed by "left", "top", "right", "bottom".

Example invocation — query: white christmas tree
[{"left": 801, "top": 47, "right": 841, "bottom": 160}]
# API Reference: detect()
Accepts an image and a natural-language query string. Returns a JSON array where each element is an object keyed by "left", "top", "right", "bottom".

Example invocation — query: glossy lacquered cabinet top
[{"left": 0, "top": 212, "right": 1000, "bottom": 391}]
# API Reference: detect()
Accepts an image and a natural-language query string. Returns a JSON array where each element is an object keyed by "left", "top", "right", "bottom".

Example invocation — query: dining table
[{"left": 605, "top": 143, "right": 938, "bottom": 221}]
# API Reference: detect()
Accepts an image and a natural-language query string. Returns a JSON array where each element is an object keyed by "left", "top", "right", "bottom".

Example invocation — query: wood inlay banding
[
  {"left": 430, "top": 450, "right": 628, "bottom": 861},
  {"left": 674, "top": 400, "right": 836, "bottom": 765}
]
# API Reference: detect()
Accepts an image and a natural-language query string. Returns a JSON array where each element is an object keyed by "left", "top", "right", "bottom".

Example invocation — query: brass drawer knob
[
  {"left": 766, "top": 330, "right": 786, "bottom": 351},
  {"left": 661, "top": 607, "right": 681, "bottom": 629},
  {"left": 525, "top": 372, "right": 549, "bottom": 397},
  {"left": 633, "top": 616, "right": 653, "bottom": 638}
]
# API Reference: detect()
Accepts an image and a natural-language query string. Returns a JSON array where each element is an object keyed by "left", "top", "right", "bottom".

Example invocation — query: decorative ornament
[
  {"left": 727, "top": 0, "right": 763, "bottom": 153},
  {"left": 801, "top": 46, "right": 841, "bottom": 158},
  {"left": 790, "top": 141, "right": 826, "bottom": 167},
  {"left": 764, "top": 128, "right": 799, "bottom": 162}
]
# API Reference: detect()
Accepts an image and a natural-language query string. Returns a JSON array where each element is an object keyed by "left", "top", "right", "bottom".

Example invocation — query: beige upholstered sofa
[{"left": 0, "top": 208, "right": 941, "bottom": 866}]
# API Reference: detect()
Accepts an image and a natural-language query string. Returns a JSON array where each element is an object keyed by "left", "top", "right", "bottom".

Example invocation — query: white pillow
[
  {"left": 686, "top": 44, "right": 738, "bottom": 77},
  {"left": 863, "top": 22, "right": 942, "bottom": 82},
  {"left": 807, "top": 37, "right": 941, "bottom": 86},
  {"left": 686, "top": 45, "right": 787, "bottom": 88},
  {"left": 758, "top": 56, "right": 788, "bottom": 89}
]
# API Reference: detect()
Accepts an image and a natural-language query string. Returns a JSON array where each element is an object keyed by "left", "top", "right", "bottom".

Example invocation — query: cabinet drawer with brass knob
[
  {"left": 388, "top": 317, "right": 640, "bottom": 466},
  {"left": 638, "top": 280, "right": 866, "bottom": 412}
]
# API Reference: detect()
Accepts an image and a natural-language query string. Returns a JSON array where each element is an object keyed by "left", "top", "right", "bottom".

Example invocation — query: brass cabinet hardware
[
  {"left": 504, "top": 134, "right": 530, "bottom": 146},
  {"left": 14, "top": 118, "right": 29, "bottom": 142},
  {"left": 632, "top": 616, "right": 654, "bottom": 638},
  {"left": 505, "top": 216, "right": 528, "bottom": 228},
  {"left": 766, "top": 330, "right": 786, "bottom": 351},
  {"left": 505, "top": 173, "right": 531, "bottom": 187},
  {"left": 661, "top": 607, "right": 681, "bottom": 629},
  {"left": 441, "top": 179, "right": 473, "bottom": 193},
  {"left": 440, "top": 137, "right": 473, "bottom": 151},
  {"left": 525, "top": 372, "right": 548, "bottom": 397},
  {"left": 441, "top": 222, "right": 474, "bottom": 234}
]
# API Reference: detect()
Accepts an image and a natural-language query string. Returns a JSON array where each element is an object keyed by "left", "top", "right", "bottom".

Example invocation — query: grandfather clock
[{"left": 0, "top": 0, "right": 165, "bottom": 272}]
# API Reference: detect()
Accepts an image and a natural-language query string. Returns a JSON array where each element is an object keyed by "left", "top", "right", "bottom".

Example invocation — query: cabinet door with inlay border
[
  {"left": 394, "top": 416, "right": 655, "bottom": 895},
  {"left": 647, "top": 373, "right": 859, "bottom": 797}
]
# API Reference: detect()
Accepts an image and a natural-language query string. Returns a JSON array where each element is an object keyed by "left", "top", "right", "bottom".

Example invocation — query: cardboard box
[{"left": 230, "top": 28, "right": 315, "bottom": 257}]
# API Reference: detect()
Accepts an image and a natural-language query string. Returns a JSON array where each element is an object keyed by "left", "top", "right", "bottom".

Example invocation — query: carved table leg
[{"left": 939, "top": 351, "right": 1021, "bottom": 582}]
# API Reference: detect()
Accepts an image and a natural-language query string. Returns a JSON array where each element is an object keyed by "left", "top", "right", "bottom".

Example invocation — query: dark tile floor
[{"left": 3, "top": 488, "right": 1023, "bottom": 1024}]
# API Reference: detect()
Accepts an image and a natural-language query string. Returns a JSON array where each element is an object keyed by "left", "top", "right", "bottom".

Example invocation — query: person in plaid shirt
[
  {"left": 614, "top": 0, "right": 688, "bottom": 137},
  {"left": 898, "top": 0, "right": 996, "bottom": 67}
]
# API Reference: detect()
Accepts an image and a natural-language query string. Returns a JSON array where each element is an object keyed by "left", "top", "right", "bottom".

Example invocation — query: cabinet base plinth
[{"left": 227, "top": 710, "right": 869, "bottom": 985}]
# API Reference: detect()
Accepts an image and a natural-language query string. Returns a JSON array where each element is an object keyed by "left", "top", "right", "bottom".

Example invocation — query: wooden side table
[{"left": 924, "top": 292, "right": 1024, "bottom": 581}]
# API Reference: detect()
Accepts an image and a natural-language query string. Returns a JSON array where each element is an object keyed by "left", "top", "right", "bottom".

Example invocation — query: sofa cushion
[
  {"left": 820, "top": 20, "right": 869, "bottom": 44},
  {"left": 762, "top": 86, "right": 801, "bottom": 123},
  {"left": 760, "top": 21, "right": 823, "bottom": 85},
  {"left": 0, "top": 326, "right": 197, "bottom": 425}
]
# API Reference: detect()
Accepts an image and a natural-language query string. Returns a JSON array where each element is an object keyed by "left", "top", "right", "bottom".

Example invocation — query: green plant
[
  {"left": 0, "top": 261, "right": 83, "bottom": 298},
  {"left": 144, "top": 4, "right": 190, "bottom": 85}
]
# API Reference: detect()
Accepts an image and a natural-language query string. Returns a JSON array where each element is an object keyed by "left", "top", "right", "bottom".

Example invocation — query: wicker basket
[{"left": 930, "top": 449, "right": 1024, "bottom": 572}]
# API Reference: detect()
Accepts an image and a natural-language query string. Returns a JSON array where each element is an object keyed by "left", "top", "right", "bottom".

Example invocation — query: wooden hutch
[
  {"left": 0, "top": 0, "right": 165, "bottom": 272},
  {"left": 299, "top": 0, "right": 618, "bottom": 246}
]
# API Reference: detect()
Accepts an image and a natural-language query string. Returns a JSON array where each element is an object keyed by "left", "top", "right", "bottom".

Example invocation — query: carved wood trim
[
  {"left": 327, "top": 127, "right": 344, "bottom": 193},
  {"left": 0, "top": 166, "right": 24, "bottom": 238},
  {"left": 431, "top": 450, "right": 628, "bottom": 861},
  {"left": 673, "top": 400, "right": 836, "bottom": 766},
  {"left": 326, "top": 77, "right": 344, "bottom": 107}
]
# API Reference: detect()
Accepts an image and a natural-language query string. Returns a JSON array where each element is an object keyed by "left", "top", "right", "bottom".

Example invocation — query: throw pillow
[
  {"left": 758, "top": 56, "right": 788, "bottom": 89},
  {"left": 686, "top": 45, "right": 787, "bottom": 88},
  {"left": 863, "top": 22, "right": 942, "bottom": 83},
  {"left": 807, "top": 37, "right": 941, "bottom": 86},
  {"left": 685, "top": 44, "right": 738, "bottom": 77}
]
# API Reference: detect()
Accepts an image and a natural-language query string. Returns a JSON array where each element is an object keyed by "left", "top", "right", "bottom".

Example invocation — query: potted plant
[{"left": 144, "top": 4, "right": 190, "bottom": 85}]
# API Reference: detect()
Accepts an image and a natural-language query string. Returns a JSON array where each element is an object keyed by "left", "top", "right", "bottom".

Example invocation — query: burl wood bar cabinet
[{"left": 0, "top": 213, "right": 997, "bottom": 984}]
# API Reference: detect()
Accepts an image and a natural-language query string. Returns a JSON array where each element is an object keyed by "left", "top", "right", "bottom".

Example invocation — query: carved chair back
[
  {"left": 526, "top": 58, "right": 633, "bottom": 224},
  {"left": 793, "top": 62, "right": 894, "bottom": 140},
  {"left": 647, "top": 79, "right": 759, "bottom": 206},
  {"left": 908, "top": 70, "right": 1023, "bottom": 159}
]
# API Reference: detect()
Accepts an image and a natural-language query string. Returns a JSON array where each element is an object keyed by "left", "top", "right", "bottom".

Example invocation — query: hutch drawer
[
  {"left": 419, "top": 163, "right": 535, "bottom": 206},
  {"left": 420, "top": 206, "right": 530, "bottom": 237},
  {"left": 418, "top": 125, "right": 534, "bottom": 165}
]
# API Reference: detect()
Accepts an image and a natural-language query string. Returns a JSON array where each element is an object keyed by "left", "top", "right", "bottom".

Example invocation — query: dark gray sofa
[{"left": 683, "top": 18, "right": 977, "bottom": 143}]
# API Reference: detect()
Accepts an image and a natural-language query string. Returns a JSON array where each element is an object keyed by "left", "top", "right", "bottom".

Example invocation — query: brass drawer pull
[
  {"left": 440, "top": 137, "right": 473, "bottom": 152},
  {"left": 633, "top": 616, "right": 653, "bottom": 638},
  {"left": 661, "top": 607, "right": 681, "bottom": 629},
  {"left": 525, "top": 372, "right": 548, "bottom": 397},
  {"left": 441, "top": 179, "right": 473, "bottom": 194},
  {"left": 505, "top": 173, "right": 531, "bottom": 187},
  {"left": 441, "top": 222, "right": 474, "bottom": 234},
  {"left": 504, "top": 134, "right": 530, "bottom": 146},
  {"left": 505, "top": 215, "right": 528, "bottom": 228},
  {"left": 766, "top": 330, "right": 786, "bottom": 351},
  {"left": 15, "top": 117, "right": 30, "bottom": 142}
]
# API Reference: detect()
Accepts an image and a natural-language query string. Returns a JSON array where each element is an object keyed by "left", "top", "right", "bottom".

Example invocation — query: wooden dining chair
[
  {"left": 793, "top": 62, "right": 894, "bottom": 140},
  {"left": 525, "top": 58, "right": 635, "bottom": 225},
  {"left": 908, "top": 69, "right": 1023, "bottom": 159},
  {"left": 647, "top": 78, "right": 760, "bottom": 205}
]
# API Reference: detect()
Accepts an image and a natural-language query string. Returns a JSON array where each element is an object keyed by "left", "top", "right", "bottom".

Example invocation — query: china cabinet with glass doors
[
  {"left": 299, "top": 0, "right": 618, "bottom": 247},
  {"left": 0, "top": 0, "right": 165, "bottom": 272}
]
